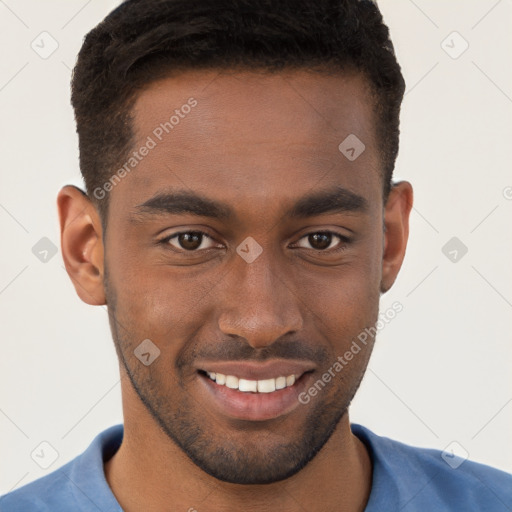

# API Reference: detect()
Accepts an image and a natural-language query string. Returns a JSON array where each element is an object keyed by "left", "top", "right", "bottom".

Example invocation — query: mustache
[{"left": 178, "top": 337, "right": 330, "bottom": 368}]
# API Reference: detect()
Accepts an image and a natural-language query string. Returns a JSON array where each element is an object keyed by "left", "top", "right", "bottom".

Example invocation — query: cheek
[
  {"left": 296, "top": 256, "right": 381, "bottom": 331},
  {"left": 108, "top": 255, "right": 216, "bottom": 344}
]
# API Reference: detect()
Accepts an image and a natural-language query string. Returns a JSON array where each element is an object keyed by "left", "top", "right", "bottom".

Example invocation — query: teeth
[
  {"left": 275, "top": 376, "right": 286, "bottom": 390},
  {"left": 239, "top": 379, "right": 258, "bottom": 392},
  {"left": 286, "top": 375, "right": 295, "bottom": 386},
  {"left": 204, "top": 372, "right": 300, "bottom": 393},
  {"left": 257, "top": 378, "right": 276, "bottom": 393},
  {"left": 225, "top": 375, "right": 239, "bottom": 389}
]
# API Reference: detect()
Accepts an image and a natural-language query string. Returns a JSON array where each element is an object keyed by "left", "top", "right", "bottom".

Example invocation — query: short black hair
[{"left": 71, "top": 0, "right": 405, "bottom": 227}]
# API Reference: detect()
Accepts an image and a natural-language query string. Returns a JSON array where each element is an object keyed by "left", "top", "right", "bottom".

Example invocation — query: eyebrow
[
  {"left": 288, "top": 186, "right": 368, "bottom": 218},
  {"left": 130, "top": 185, "right": 368, "bottom": 222}
]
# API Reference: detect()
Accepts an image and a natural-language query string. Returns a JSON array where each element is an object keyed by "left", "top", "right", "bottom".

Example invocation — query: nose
[{"left": 217, "top": 248, "right": 304, "bottom": 349}]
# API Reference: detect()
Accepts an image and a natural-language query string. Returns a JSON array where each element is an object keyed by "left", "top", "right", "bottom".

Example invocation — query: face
[{"left": 100, "top": 69, "right": 396, "bottom": 484}]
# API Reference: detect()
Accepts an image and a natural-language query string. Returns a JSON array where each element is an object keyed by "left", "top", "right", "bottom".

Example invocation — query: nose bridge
[{"left": 217, "top": 246, "right": 303, "bottom": 347}]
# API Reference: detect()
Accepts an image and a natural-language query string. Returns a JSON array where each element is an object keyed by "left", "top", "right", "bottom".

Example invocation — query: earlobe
[
  {"left": 380, "top": 181, "right": 413, "bottom": 294},
  {"left": 57, "top": 185, "right": 106, "bottom": 306}
]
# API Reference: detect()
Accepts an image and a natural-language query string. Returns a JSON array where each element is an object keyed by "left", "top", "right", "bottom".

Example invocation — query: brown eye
[
  {"left": 295, "top": 231, "right": 348, "bottom": 251},
  {"left": 177, "top": 232, "right": 202, "bottom": 250},
  {"left": 164, "top": 231, "right": 216, "bottom": 251},
  {"left": 308, "top": 233, "right": 332, "bottom": 250}
]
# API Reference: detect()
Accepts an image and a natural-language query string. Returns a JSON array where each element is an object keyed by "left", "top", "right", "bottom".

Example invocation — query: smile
[
  {"left": 195, "top": 361, "right": 316, "bottom": 421},
  {"left": 202, "top": 371, "right": 299, "bottom": 394}
]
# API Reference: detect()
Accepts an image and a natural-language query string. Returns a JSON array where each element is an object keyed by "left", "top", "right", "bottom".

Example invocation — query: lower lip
[{"left": 197, "top": 371, "right": 313, "bottom": 421}]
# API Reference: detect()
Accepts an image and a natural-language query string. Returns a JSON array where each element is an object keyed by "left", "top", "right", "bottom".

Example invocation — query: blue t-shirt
[{"left": 1, "top": 423, "right": 511, "bottom": 511}]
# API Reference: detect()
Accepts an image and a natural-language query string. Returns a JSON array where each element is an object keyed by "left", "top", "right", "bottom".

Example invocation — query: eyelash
[{"left": 159, "top": 230, "right": 351, "bottom": 254}]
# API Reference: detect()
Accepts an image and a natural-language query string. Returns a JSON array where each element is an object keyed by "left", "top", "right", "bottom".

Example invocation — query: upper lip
[{"left": 195, "top": 359, "right": 316, "bottom": 381}]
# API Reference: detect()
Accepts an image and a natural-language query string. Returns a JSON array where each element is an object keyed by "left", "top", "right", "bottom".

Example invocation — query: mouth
[
  {"left": 195, "top": 362, "right": 315, "bottom": 421},
  {"left": 198, "top": 369, "right": 302, "bottom": 393}
]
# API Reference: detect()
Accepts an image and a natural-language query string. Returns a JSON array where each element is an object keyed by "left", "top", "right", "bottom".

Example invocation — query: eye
[
  {"left": 159, "top": 229, "right": 350, "bottom": 254},
  {"left": 294, "top": 231, "right": 350, "bottom": 252},
  {"left": 161, "top": 231, "right": 218, "bottom": 252}
]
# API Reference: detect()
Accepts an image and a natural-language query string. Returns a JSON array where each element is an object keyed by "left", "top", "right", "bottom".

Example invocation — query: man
[{"left": 1, "top": 0, "right": 511, "bottom": 510}]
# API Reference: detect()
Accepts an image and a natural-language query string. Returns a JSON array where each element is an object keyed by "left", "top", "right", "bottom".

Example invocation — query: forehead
[{"left": 108, "top": 69, "right": 382, "bottom": 217}]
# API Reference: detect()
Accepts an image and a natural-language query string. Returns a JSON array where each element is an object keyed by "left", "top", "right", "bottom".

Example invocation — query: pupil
[
  {"left": 310, "top": 233, "right": 331, "bottom": 250},
  {"left": 179, "top": 232, "right": 202, "bottom": 250}
]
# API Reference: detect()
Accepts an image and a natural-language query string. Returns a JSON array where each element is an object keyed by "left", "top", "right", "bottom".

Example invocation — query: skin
[{"left": 58, "top": 69, "right": 413, "bottom": 512}]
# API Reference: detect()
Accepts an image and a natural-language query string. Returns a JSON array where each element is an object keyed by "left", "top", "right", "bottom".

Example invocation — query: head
[{"left": 59, "top": 0, "right": 412, "bottom": 485}]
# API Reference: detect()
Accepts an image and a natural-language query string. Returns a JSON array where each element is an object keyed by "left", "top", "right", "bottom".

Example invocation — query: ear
[
  {"left": 380, "top": 181, "right": 413, "bottom": 294},
  {"left": 57, "top": 185, "right": 106, "bottom": 305}
]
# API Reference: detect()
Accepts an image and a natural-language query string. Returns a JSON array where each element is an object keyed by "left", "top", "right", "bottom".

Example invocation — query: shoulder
[
  {"left": 0, "top": 424, "right": 124, "bottom": 512},
  {"left": 352, "top": 423, "right": 512, "bottom": 511},
  {"left": 0, "top": 460, "right": 77, "bottom": 511}
]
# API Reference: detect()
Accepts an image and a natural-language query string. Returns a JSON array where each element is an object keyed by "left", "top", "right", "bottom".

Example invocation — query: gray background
[{"left": 1, "top": 0, "right": 511, "bottom": 493}]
